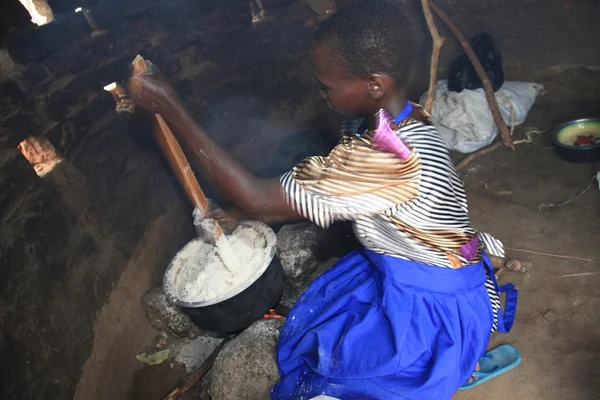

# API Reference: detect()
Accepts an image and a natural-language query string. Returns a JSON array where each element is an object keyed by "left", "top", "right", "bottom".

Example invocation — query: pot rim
[
  {"left": 163, "top": 220, "right": 277, "bottom": 308},
  {"left": 551, "top": 118, "right": 600, "bottom": 150}
]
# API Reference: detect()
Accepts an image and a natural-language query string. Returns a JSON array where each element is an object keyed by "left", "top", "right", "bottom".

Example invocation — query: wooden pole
[
  {"left": 455, "top": 141, "right": 502, "bottom": 171},
  {"left": 420, "top": 0, "right": 445, "bottom": 114},
  {"left": 429, "top": 1, "right": 515, "bottom": 150},
  {"left": 130, "top": 55, "right": 238, "bottom": 272},
  {"left": 131, "top": 56, "right": 210, "bottom": 215}
]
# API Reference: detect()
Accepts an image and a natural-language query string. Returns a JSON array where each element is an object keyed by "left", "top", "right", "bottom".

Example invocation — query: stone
[
  {"left": 283, "top": 256, "right": 340, "bottom": 304},
  {"left": 210, "top": 319, "right": 283, "bottom": 400},
  {"left": 141, "top": 287, "right": 196, "bottom": 338},
  {"left": 17, "top": 136, "right": 60, "bottom": 166},
  {"left": 172, "top": 335, "right": 224, "bottom": 373},
  {"left": 276, "top": 222, "right": 327, "bottom": 288}
]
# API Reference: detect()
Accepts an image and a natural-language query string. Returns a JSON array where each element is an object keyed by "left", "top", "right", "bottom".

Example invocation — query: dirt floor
[{"left": 454, "top": 68, "right": 600, "bottom": 400}]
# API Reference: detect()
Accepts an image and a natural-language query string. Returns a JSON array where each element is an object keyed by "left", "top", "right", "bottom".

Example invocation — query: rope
[{"left": 538, "top": 175, "right": 598, "bottom": 213}]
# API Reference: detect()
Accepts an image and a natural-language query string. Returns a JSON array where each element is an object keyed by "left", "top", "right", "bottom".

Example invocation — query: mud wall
[
  {"left": 0, "top": 0, "right": 599, "bottom": 399},
  {"left": 0, "top": 0, "right": 255, "bottom": 399},
  {"left": 405, "top": 0, "right": 600, "bottom": 76}
]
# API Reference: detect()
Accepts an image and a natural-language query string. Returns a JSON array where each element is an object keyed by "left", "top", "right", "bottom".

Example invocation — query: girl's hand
[
  {"left": 205, "top": 201, "right": 246, "bottom": 230},
  {"left": 128, "top": 70, "right": 178, "bottom": 113},
  {"left": 207, "top": 200, "right": 293, "bottom": 226}
]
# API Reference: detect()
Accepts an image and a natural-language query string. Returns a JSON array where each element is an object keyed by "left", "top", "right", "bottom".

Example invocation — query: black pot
[
  {"left": 182, "top": 257, "right": 284, "bottom": 333},
  {"left": 163, "top": 221, "right": 284, "bottom": 334},
  {"left": 551, "top": 118, "right": 600, "bottom": 163}
]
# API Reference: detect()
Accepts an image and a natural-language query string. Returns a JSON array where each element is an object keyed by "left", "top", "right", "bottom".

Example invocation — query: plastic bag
[
  {"left": 419, "top": 80, "right": 544, "bottom": 153},
  {"left": 448, "top": 33, "right": 504, "bottom": 93}
]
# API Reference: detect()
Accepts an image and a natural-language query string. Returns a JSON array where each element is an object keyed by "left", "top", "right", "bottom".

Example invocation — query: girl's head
[{"left": 312, "top": 0, "right": 415, "bottom": 119}]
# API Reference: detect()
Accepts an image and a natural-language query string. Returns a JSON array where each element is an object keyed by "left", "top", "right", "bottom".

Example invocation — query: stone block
[
  {"left": 276, "top": 222, "right": 326, "bottom": 288},
  {"left": 210, "top": 319, "right": 283, "bottom": 400},
  {"left": 141, "top": 287, "right": 197, "bottom": 338},
  {"left": 172, "top": 335, "right": 224, "bottom": 373},
  {"left": 276, "top": 221, "right": 359, "bottom": 289}
]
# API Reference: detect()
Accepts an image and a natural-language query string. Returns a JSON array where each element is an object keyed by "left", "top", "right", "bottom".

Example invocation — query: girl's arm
[{"left": 129, "top": 73, "right": 300, "bottom": 220}]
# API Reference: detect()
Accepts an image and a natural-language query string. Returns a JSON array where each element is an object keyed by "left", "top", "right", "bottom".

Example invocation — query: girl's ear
[{"left": 366, "top": 74, "right": 387, "bottom": 101}]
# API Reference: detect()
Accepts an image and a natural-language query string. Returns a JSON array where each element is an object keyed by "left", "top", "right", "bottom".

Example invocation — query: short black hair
[{"left": 313, "top": 0, "right": 416, "bottom": 86}]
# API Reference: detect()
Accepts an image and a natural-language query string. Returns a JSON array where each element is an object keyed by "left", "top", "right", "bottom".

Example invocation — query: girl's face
[{"left": 311, "top": 43, "right": 379, "bottom": 119}]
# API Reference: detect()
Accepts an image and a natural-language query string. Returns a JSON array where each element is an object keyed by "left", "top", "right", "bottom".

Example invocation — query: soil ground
[{"left": 454, "top": 68, "right": 600, "bottom": 400}]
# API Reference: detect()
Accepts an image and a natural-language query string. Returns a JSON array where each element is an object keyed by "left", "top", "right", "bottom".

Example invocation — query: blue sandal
[{"left": 458, "top": 344, "right": 521, "bottom": 390}]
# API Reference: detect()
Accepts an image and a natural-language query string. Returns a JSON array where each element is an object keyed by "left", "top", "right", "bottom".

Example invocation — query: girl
[{"left": 129, "top": 1, "right": 517, "bottom": 398}]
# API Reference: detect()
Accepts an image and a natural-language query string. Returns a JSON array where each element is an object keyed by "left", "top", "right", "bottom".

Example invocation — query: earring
[{"left": 368, "top": 83, "right": 380, "bottom": 100}]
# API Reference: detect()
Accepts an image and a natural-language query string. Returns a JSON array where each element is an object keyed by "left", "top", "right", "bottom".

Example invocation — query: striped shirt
[{"left": 280, "top": 109, "right": 503, "bottom": 332}]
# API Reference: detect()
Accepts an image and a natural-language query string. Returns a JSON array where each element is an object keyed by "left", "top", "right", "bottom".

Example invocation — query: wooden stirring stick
[
  {"left": 105, "top": 55, "right": 239, "bottom": 272},
  {"left": 130, "top": 55, "right": 210, "bottom": 215}
]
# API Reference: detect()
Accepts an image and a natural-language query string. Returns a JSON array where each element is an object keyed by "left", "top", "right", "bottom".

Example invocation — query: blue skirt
[{"left": 272, "top": 249, "right": 517, "bottom": 400}]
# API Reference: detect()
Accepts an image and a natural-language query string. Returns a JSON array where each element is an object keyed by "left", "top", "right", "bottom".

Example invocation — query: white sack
[{"left": 419, "top": 80, "right": 544, "bottom": 153}]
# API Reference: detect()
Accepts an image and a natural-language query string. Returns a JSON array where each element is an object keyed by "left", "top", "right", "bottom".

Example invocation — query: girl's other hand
[
  {"left": 206, "top": 201, "right": 245, "bottom": 229},
  {"left": 128, "top": 70, "right": 178, "bottom": 113},
  {"left": 207, "top": 200, "right": 292, "bottom": 226}
]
